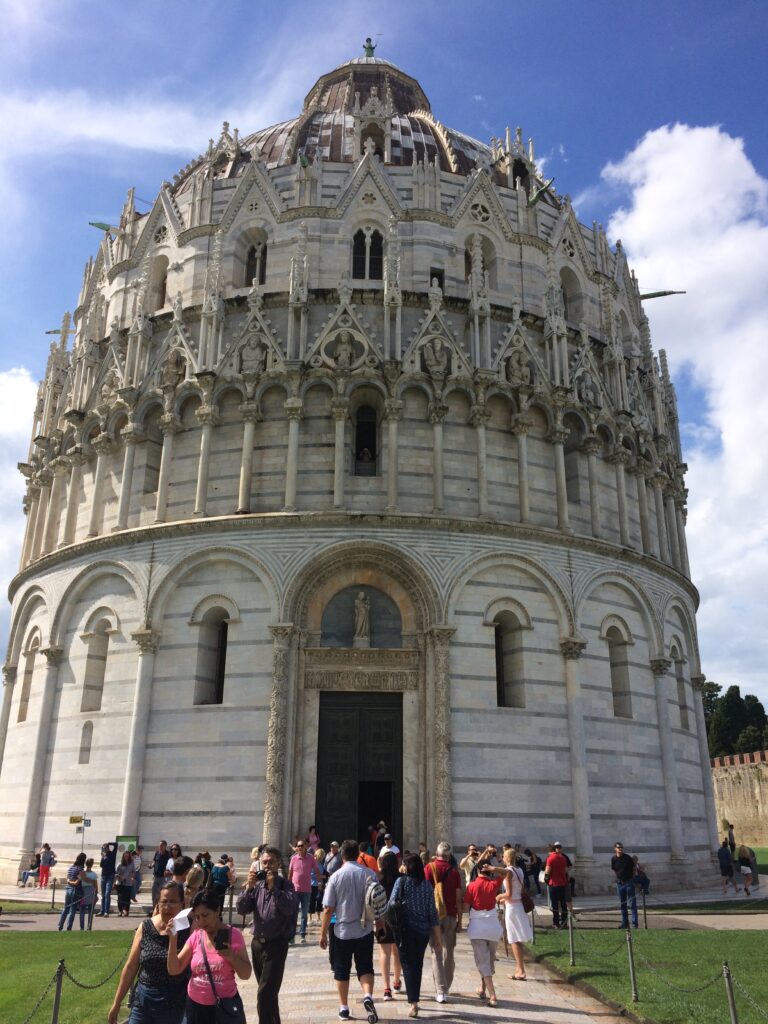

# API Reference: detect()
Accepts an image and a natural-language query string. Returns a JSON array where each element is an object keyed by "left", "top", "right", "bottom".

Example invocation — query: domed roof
[{"left": 172, "top": 52, "right": 497, "bottom": 196}]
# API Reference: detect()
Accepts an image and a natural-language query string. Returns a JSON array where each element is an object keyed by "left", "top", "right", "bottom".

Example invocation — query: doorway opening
[{"left": 358, "top": 781, "right": 393, "bottom": 843}]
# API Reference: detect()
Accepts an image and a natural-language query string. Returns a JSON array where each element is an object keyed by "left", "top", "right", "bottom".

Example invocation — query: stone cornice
[{"left": 8, "top": 508, "right": 700, "bottom": 608}]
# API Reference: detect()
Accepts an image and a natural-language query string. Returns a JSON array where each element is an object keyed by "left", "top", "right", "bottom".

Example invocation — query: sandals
[
  {"left": 408, "top": 1007, "right": 418, "bottom": 1018},
  {"left": 508, "top": 973, "right": 527, "bottom": 980},
  {"left": 487, "top": 996, "right": 498, "bottom": 1008},
  {"left": 476, "top": 988, "right": 486, "bottom": 999}
]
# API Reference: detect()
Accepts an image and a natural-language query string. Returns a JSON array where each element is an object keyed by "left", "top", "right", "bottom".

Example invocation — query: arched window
[
  {"left": 672, "top": 648, "right": 689, "bottom": 730},
  {"left": 361, "top": 123, "right": 385, "bottom": 159},
  {"left": 194, "top": 607, "right": 229, "bottom": 705},
  {"left": 494, "top": 611, "right": 525, "bottom": 708},
  {"left": 606, "top": 625, "right": 632, "bottom": 718},
  {"left": 148, "top": 255, "right": 169, "bottom": 312},
  {"left": 245, "top": 242, "right": 267, "bottom": 286},
  {"left": 81, "top": 618, "right": 111, "bottom": 713},
  {"left": 559, "top": 267, "right": 583, "bottom": 324},
  {"left": 79, "top": 721, "right": 93, "bottom": 765},
  {"left": 17, "top": 634, "right": 40, "bottom": 723},
  {"left": 352, "top": 228, "right": 384, "bottom": 281},
  {"left": 512, "top": 158, "right": 530, "bottom": 196},
  {"left": 354, "top": 406, "right": 378, "bottom": 476}
]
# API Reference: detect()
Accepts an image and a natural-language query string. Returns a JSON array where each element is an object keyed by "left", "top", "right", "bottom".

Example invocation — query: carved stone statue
[
  {"left": 172, "top": 292, "right": 184, "bottom": 323},
  {"left": 577, "top": 369, "right": 601, "bottom": 408},
  {"left": 334, "top": 330, "right": 355, "bottom": 369},
  {"left": 161, "top": 348, "right": 185, "bottom": 388},
  {"left": 100, "top": 369, "right": 119, "bottom": 405},
  {"left": 506, "top": 345, "right": 531, "bottom": 387},
  {"left": 423, "top": 336, "right": 449, "bottom": 379},
  {"left": 240, "top": 334, "right": 267, "bottom": 375},
  {"left": 353, "top": 591, "right": 371, "bottom": 647}
]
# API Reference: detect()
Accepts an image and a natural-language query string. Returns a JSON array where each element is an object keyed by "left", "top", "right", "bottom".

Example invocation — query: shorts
[
  {"left": 740, "top": 865, "right": 752, "bottom": 875},
  {"left": 720, "top": 865, "right": 733, "bottom": 878},
  {"left": 331, "top": 931, "right": 374, "bottom": 982}
]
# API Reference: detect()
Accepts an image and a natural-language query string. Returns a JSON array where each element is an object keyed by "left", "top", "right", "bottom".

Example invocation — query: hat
[
  {"left": 330, "top": 841, "right": 339, "bottom": 848},
  {"left": 384, "top": 833, "right": 393, "bottom": 840},
  {"left": 553, "top": 842, "right": 562, "bottom": 848}
]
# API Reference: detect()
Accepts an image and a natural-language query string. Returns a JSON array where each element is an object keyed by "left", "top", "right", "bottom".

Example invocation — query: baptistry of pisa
[{"left": 0, "top": 51, "right": 718, "bottom": 889}]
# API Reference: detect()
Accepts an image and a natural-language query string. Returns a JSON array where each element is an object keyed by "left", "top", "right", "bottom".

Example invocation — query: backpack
[
  {"left": 361, "top": 874, "right": 388, "bottom": 926},
  {"left": 428, "top": 862, "right": 448, "bottom": 921}
]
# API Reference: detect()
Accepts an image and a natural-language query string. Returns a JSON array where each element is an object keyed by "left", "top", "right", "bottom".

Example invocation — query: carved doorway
[{"left": 315, "top": 691, "right": 402, "bottom": 846}]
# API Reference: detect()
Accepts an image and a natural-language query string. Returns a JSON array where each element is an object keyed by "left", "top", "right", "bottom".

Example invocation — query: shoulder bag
[
  {"left": 199, "top": 932, "right": 247, "bottom": 1024},
  {"left": 513, "top": 867, "right": 534, "bottom": 914},
  {"left": 383, "top": 878, "right": 407, "bottom": 935}
]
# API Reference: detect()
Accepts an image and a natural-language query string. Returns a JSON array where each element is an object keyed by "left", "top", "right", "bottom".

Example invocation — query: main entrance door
[{"left": 315, "top": 691, "right": 402, "bottom": 846}]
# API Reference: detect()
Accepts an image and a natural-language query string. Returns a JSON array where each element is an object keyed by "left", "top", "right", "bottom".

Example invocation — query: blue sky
[{"left": 1, "top": 0, "right": 767, "bottom": 704}]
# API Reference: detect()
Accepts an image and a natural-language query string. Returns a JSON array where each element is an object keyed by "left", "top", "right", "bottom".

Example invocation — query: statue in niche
[
  {"left": 161, "top": 348, "right": 186, "bottom": 388},
  {"left": 506, "top": 344, "right": 531, "bottom": 387},
  {"left": 100, "top": 369, "right": 119, "bottom": 405},
  {"left": 172, "top": 292, "right": 184, "bottom": 323},
  {"left": 577, "top": 369, "right": 601, "bottom": 408},
  {"left": 423, "top": 336, "right": 449, "bottom": 379},
  {"left": 240, "top": 334, "right": 267, "bottom": 375},
  {"left": 353, "top": 591, "right": 371, "bottom": 647},
  {"left": 333, "top": 330, "right": 355, "bottom": 369}
]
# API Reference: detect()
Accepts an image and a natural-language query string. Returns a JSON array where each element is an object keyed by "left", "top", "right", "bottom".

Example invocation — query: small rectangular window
[{"left": 429, "top": 268, "right": 445, "bottom": 290}]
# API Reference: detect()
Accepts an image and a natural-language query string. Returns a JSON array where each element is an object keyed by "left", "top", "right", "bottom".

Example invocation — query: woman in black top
[
  {"left": 377, "top": 852, "right": 402, "bottom": 1001},
  {"left": 109, "top": 881, "right": 189, "bottom": 1024},
  {"left": 57, "top": 853, "right": 87, "bottom": 931}
]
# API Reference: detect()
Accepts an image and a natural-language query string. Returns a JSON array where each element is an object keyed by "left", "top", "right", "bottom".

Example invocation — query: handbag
[
  {"left": 383, "top": 879, "right": 407, "bottom": 934},
  {"left": 515, "top": 869, "right": 535, "bottom": 914},
  {"left": 199, "top": 933, "right": 247, "bottom": 1024}
]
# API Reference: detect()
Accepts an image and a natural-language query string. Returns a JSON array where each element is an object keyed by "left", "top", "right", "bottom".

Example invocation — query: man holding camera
[{"left": 236, "top": 846, "right": 299, "bottom": 1024}]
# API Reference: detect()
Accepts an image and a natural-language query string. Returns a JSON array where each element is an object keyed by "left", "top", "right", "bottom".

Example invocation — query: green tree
[
  {"left": 735, "top": 725, "right": 763, "bottom": 754},
  {"left": 702, "top": 681, "right": 722, "bottom": 719},
  {"left": 744, "top": 694, "right": 767, "bottom": 731}
]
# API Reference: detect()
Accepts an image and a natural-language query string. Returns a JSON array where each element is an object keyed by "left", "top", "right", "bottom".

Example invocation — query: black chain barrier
[
  {"left": 61, "top": 940, "right": 132, "bottom": 989},
  {"left": 15, "top": 967, "right": 59, "bottom": 1024},
  {"left": 732, "top": 975, "right": 768, "bottom": 1021}
]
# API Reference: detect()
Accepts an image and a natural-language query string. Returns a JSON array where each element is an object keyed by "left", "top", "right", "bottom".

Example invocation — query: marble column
[
  {"left": 691, "top": 675, "right": 720, "bottom": 853},
  {"left": 19, "top": 647, "right": 62, "bottom": 856},
  {"left": 560, "top": 638, "right": 594, "bottom": 865},
  {"left": 427, "top": 626, "right": 455, "bottom": 842},
  {"left": 651, "top": 474, "right": 670, "bottom": 563},
  {"left": 283, "top": 399, "right": 303, "bottom": 512},
  {"left": 42, "top": 461, "right": 67, "bottom": 555},
  {"left": 263, "top": 624, "right": 296, "bottom": 848},
  {"left": 30, "top": 472, "right": 52, "bottom": 561},
  {"left": 236, "top": 403, "right": 261, "bottom": 514},
  {"left": 119, "top": 630, "right": 159, "bottom": 835},
  {"left": 549, "top": 427, "right": 571, "bottom": 532},
  {"left": 675, "top": 499, "right": 690, "bottom": 577},
  {"left": 428, "top": 401, "right": 448, "bottom": 513},
  {"left": 384, "top": 399, "right": 402, "bottom": 512},
  {"left": 154, "top": 416, "right": 180, "bottom": 523},
  {"left": 115, "top": 427, "right": 143, "bottom": 531},
  {"left": 21, "top": 484, "right": 41, "bottom": 566},
  {"left": 664, "top": 492, "right": 681, "bottom": 570},
  {"left": 193, "top": 409, "right": 217, "bottom": 517},
  {"left": 331, "top": 398, "right": 349, "bottom": 509},
  {"left": 609, "top": 447, "right": 631, "bottom": 547},
  {"left": 0, "top": 665, "right": 17, "bottom": 773},
  {"left": 582, "top": 435, "right": 602, "bottom": 539},
  {"left": 512, "top": 419, "right": 530, "bottom": 523},
  {"left": 61, "top": 451, "right": 86, "bottom": 548},
  {"left": 470, "top": 405, "right": 490, "bottom": 519},
  {"left": 651, "top": 658, "right": 685, "bottom": 861},
  {"left": 634, "top": 461, "right": 653, "bottom": 555},
  {"left": 87, "top": 434, "right": 113, "bottom": 538}
]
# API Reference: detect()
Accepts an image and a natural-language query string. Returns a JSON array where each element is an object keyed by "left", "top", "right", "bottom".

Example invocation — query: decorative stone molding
[
  {"left": 263, "top": 624, "right": 296, "bottom": 847},
  {"left": 131, "top": 628, "right": 160, "bottom": 654},
  {"left": 384, "top": 398, "right": 403, "bottom": 422},
  {"left": 2, "top": 665, "right": 17, "bottom": 686},
  {"left": 691, "top": 673, "right": 706, "bottom": 692},
  {"left": 650, "top": 657, "right": 672, "bottom": 676},
  {"left": 560, "top": 637, "right": 587, "bottom": 660},
  {"left": 285, "top": 398, "right": 304, "bottom": 421},
  {"left": 425, "top": 625, "right": 455, "bottom": 839},
  {"left": 40, "top": 647, "right": 63, "bottom": 666},
  {"left": 91, "top": 433, "right": 114, "bottom": 457},
  {"left": 428, "top": 401, "right": 448, "bottom": 425},
  {"left": 304, "top": 646, "right": 419, "bottom": 691}
]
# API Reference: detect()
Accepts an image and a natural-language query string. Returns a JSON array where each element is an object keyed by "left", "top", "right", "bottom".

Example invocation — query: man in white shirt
[
  {"left": 320, "top": 840, "right": 378, "bottom": 1023},
  {"left": 131, "top": 846, "right": 143, "bottom": 903},
  {"left": 378, "top": 834, "right": 400, "bottom": 863}
]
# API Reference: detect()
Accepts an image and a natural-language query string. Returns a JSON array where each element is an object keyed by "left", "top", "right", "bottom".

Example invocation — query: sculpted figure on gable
[
  {"left": 422, "top": 335, "right": 449, "bottom": 380},
  {"left": 161, "top": 348, "right": 186, "bottom": 388},
  {"left": 240, "top": 334, "right": 267, "bottom": 376},
  {"left": 506, "top": 343, "right": 531, "bottom": 388},
  {"left": 576, "top": 368, "right": 602, "bottom": 408},
  {"left": 333, "top": 330, "right": 355, "bottom": 369}
]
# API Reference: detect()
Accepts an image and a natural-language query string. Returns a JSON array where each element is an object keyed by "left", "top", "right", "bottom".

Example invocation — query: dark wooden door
[{"left": 316, "top": 691, "right": 402, "bottom": 846}]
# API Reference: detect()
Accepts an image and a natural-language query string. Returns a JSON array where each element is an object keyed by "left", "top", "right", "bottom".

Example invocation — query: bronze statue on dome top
[{"left": 363, "top": 37, "right": 376, "bottom": 58}]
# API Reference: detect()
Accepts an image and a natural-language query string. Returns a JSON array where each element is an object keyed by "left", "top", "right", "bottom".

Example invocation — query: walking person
[
  {"left": 116, "top": 850, "right": 136, "bottom": 917},
  {"left": 288, "top": 837, "right": 321, "bottom": 942},
  {"left": 99, "top": 840, "right": 118, "bottom": 917},
  {"left": 81, "top": 858, "right": 100, "bottom": 929},
  {"left": 151, "top": 841, "right": 169, "bottom": 906},
  {"left": 501, "top": 847, "right": 533, "bottom": 980},
  {"left": 387, "top": 854, "right": 442, "bottom": 1018},
  {"left": 737, "top": 844, "right": 753, "bottom": 895},
  {"left": 108, "top": 881, "right": 189, "bottom": 1024},
  {"left": 324, "top": 841, "right": 342, "bottom": 877},
  {"left": 167, "top": 888, "right": 251, "bottom": 1024},
  {"left": 464, "top": 862, "right": 505, "bottom": 1007},
  {"left": 424, "top": 841, "right": 462, "bottom": 1003},
  {"left": 38, "top": 844, "right": 55, "bottom": 888},
  {"left": 543, "top": 842, "right": 569, "bottom": 928},
  {"left": 376, "top": 852, "right": 402, "bottom": 1002},
  {"left": 320, "top": 840, "right": 379, "bottom": 1023},
  {"left": 236, "top": 845, "right": 299, "bottom": 1024},
  {"left": 717, "top": 839, "right": 740, "bottom": 894},
  {"left": 131, "top": 846, "right": 144, "bottom": 903},
  {"left": 611, "top": 842, "right": 638, "bottom": 928},
  {"left": 209, "top": 853, "right": 234, "bottom": 913},
  {"left": 58, "top": 853, "right": 87, "bottom": 931},
  {"left": 523, "top": 848, "right": 543, "bottom": 894},
  {"left": 728, "top": 824, "right": 736, "bottom": 856}
]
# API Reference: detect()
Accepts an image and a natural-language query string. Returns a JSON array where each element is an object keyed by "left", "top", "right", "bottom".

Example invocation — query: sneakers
[
  {"left": 363, "top": 995, "right": 378, "bottom": 1023},
  {"left": 436, "top": 992, "right": 447, "bottom": 1003},
  {"left": 338, "top": 1008, "right": 350, "bottom": 1021},
  {"left": 383, "top": 990, "right": 393, "bottom": 1002},
  {"left": 393, "top": 980, "right": 402, "bottom": 992}
]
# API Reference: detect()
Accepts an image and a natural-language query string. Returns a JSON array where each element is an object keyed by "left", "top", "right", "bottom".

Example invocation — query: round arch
[
  {"left": 5, "top": 587, "right": 48, "bottom": 665},
  {"left": 574, "top": 569, "right": 661, "bottom": 656},
  {"left": 50, "top": 561, "right": 143, "bottom": 647}
]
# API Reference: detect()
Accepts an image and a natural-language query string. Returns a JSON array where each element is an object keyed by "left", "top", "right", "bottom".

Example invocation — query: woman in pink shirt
[{"left": 167, "top": 889, "right": 251, "bottom": 1023}]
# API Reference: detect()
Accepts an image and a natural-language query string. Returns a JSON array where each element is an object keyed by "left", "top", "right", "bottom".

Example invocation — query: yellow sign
[{"left": 69, "top": 815, "right": 83, "bottom": 824}]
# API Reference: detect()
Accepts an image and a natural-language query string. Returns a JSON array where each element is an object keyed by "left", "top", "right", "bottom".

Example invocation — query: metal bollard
[
  {"left": 723, "top": 963, "right": 739, "bottom": 1024},
  {"left": 626, "top": 928, "right": 639, "bottom": 1002},
  {"left": 641, "top": 889, "right": 648, "bottom": 930},
  {"left": 50, "top": 959, "right": 65, "bottom": 1024},
  {"left": 227, "top": 887, "right": 234, "bottom": 926},
  {"left": 88, "top": 899, "right": 95, "bottom": 931},
  {"left": 567, "top": 910, "right": 575, "bottom": 966},
  {"left": 530, "top": 907, "right": 536, "bottom": 946},
  {"left": 51, "top": 878, "right": 57, "bottom": 911}
]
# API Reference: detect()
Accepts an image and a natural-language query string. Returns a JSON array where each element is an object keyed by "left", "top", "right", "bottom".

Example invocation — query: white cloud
[
  {"left": 604, "top": 124, "right": 768, "bottom": 705},
  {"left": 0, "top": 368, "right": 39, "bottom": 652}
]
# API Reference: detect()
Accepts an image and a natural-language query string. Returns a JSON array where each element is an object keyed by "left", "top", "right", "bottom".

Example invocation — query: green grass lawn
[
  {"left": 648, "top": 897, "right": 768, "bottom": 915},
  {"left": 0, "top": 932, "right": 133, "bottom": 1024},
  {"left": 531, "top": 927, "right": 768, "bottom": 1024},
  {"left": 0, "top": 900, "right": 57, "bottom": 914},
  {"left": 753, "top": 847, "right": 767, "bottom": 876}
]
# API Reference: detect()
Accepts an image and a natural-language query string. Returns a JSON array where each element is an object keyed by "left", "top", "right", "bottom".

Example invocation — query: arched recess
[
  {"left": 16, "top": 628, "right": 42, "bottom": 724},
  {"left": 233, "top": 225, "right": 269, "bottom": 288},
  {"left": 50, "top": 562, "right": 142, "bottom": 649},
  {"left": 488, "top": 602, "right": 533, "bottom": 710},
  {"left": 193, "top": 605, "right": 231, "bottom": 706},
  {"left": 352, "top": 225, "right": 384, "bottom": 281},
  {"left": 559, "top": 265, "right": 584, "bottom": 323},
  {"left": 79, "top": 611, "right": 118, "bottom": 714},
  {"left": 5, "top": 588, "right": 48, "bottom": 667},
  {"left": 574, "top": 569, "right": 661, "bottom": 657},
  {"left": 599, "top": 615, "right": 635, "bottom": 720},
  {"left": 78, "top": 720, "right": 94, "bottom": 764},
  {"left": 147, "top": 255, "right": 169, "bottom": 312},
  {"left": 662, "top": 598, "right": 700, "bottom": 674},
  {"left": 669, "top": 637, "right": 690, "bottom": 731},
  {"left": 563, "top": 411, "right": 587, "bottom": 503}
]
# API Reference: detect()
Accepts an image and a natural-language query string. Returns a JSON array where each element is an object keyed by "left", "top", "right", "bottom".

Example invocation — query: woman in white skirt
[{"left": 501, "top": 847, "right": 533, "bottom": 981}]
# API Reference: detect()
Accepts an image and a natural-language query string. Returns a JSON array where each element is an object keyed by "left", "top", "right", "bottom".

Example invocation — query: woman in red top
[{"left": 463, "top": 864, "right": 505, "bottom": 1008}]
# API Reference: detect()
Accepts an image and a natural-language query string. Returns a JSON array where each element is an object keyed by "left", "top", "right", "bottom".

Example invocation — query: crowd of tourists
[{"left": 23, "top": 821, "right": 757, "bottom": 1023}]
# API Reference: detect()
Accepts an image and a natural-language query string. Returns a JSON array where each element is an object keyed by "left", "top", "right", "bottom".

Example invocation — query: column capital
[
  {"left": 560, "top": 636, "right": 587, "bottom": 660},
  {"left": 511, "top": 413, "right": 532, "bottom": 436},
  {"left": 121, "top": 425, "right": 145, "bottom": 445},
  {"left": 2, "top": 664, "right": 17, "bottom": 685},
  {"left": 581, "top": 434, "right": 602, "bottom": 456},
  {"left": 651, "top": 471, "right": 669, "bottom": 490},
  {"left": 468, "top": 405, "right": 490, "bottom": 428},
  {"left": 608, "top": 445, "right": 631, "bottom": 467},
  {"left": 331, "top": 397, "right": 350, "bottom": 421},
  {"left": 131, "top": 628, "right": 160, "bottom": 654},
  {"left": 425, "top": 625, "right": 456, "bottom": 646},
  {"left": 66, "top": 447, "right": 89, "bottom": 468},
  {"left": 195, "top": 407, "right": 219, "bottom": 428},
  {"left": 50, "top": 457, "right": 70, "bottom": 476},
  {"left": 159, "top": 414, "right": 181, "bottom": 436},
  {"left": 650, "top": 657, "right": 672, "bottom": 677},
  {"left": 239, "top": 401, "right": 262, "bottom": 423},
  {"left": 36, "top": 468, "right": 54, "bottom": 488},
  {"left": 547, "top": 426, "right": 568, "bottom": 446},
  {"left": 269, "top": 623, "right": 296, "bottom": 645},
  {"left": 91, "top": 433, "right": 114, "bottom": 457},
  {"left": 285, "top": 398, "right": 304, "bottom": 421},
  {"left": 428, "top": 401, "right": 449, "bottom": 425},
  {"left": 41, "top": 646, "right": 63, "bottom": 666},
  {"left": 384, "top": 398, "right": 403, "bottom": 422},
  {"left": 691, "top": 673, "right": 706, "bottom": 692}
]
